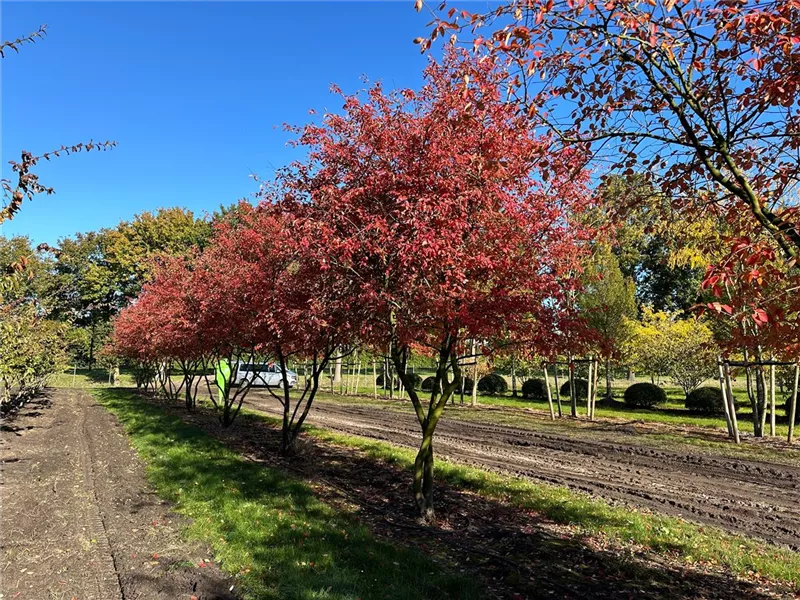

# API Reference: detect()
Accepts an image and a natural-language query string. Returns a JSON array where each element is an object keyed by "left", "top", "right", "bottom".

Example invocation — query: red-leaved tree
[
  {"left": 423, "top": 0, "right": 800, "bottom": 262},
  {"left": 201, "top": 201, "right": 356, "bottom": 449},
  {"left": 284, "top": 49, "right": 593, "bottom": 518},
  {"left": 110, "top": 254, "right": 208, "bottom": 405}
]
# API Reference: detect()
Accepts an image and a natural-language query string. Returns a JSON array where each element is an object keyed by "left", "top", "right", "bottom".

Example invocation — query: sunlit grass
[
  {"left": 95, "top": 389, "right": 478, "bottom": 600},
  {"left": 50, "top": 367, "right": 136, "bottom": 389}
]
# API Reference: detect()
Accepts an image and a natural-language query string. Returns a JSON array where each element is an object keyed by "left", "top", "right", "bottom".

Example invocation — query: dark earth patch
[{"left": 0, "top": 389, "right": 237, "bottom": 600}]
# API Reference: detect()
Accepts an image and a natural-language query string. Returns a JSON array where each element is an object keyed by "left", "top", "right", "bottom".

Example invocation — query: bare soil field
[
  {"left": 246, "top": 393, "right": 800, "bottom": 550},
  {"left": 0, "top": 389, "right": 237, "bottom": 600}
]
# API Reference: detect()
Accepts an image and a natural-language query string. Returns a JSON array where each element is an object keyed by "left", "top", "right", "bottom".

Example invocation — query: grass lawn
[
  {"left": 313, "top": 368, "right": 794, "bottom": 439},
  {"left": 95, "top": 388, "right": 477, "bottom": 600},
  {"left": 240, "top": 408, "right": 800, "bottom": 590},
  {"left": 50, "top": 367, "right": 136, "bottom": 389}
]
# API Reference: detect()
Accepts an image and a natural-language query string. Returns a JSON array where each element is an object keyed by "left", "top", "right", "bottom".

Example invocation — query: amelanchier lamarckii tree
[
  {"left": 285, "top": 49, "right": 594, "bottom": 519},
  {"left": 199, "top": 202, "right": 357, "bottom": 451},
  {"left": 422, "top": 0, "right": 800, "bottom": 262}
]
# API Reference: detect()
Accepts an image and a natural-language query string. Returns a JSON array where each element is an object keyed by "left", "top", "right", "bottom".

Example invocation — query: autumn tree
[
  {"left": 580, "top": 244, "right": 637, "bottom": 398},
  {"left": 49, "top": 208, "right": 210, "bottom": 366},
  {"left": 200, "top": 202, "right": 355, "bottom": 447},
  {"left": 289, "top": 50, "right": 592, "bottom": 519},
  {"left": 101, "top": 207, "right": 211, "bottom": 301},
  {"left": 625, "top": 307, "right": 718, "bottom": 395},
  {"left": 598, "top": 175, "right": 707, "bottom": 311},
  {"left": 127, "top": 255, "right": 208, "bottom": 408},
  {"left": 702, "top": 226, "right": 800, "bottom": 435},
  {"left": 424, "top": 0, "right": 800, "bottom": 263}
]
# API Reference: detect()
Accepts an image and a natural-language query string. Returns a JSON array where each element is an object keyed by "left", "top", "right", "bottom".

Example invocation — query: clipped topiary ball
[
  {"left": 421, "top": 376, "right": 436, "bottom": 392},
  {"left": 624, "top": 382, "right": 666, "bottom": 408},
  {"left": 521, "top": 378, "right": 548, "bottom": 401},
  {"left": 375, "top": 373, "right": 400, "bottom": 390},
  {"left": 559, "top": 378, "right": 589, "bottom": 400},
  {"left": 685, "top": 386, "right": 725, "bottom": 414},
  {"left": 376, "top": 372, "right": 421, "bottom": 390},
  {"left": 478, "top": 373, "right": 508, "bottom": 395},
  {"left": 405, "top": 373, "right": 422, "bottom": 390},
  {"left": 784, "top": 399, "right": 800, "bottom": 425}
]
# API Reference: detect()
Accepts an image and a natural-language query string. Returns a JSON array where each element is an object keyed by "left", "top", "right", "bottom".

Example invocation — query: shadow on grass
[
  {"left": 100, "top": 390, "right": 798, "bottom": 600},
  {"left": 95, "top": 389, "right": 477, "bottom": 600}
]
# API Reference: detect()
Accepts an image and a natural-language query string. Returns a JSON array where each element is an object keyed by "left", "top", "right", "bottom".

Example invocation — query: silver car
[{"left": 233, "top": 362, "right": 297, "bottom": 388}]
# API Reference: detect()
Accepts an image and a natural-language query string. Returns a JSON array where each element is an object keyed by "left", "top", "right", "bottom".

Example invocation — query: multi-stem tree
[
  {"left": 287, "top": 50, "right": 592, "bottom": 519},
  {"left": 204, "top": 202, "right": 355, "bottom": 452}
]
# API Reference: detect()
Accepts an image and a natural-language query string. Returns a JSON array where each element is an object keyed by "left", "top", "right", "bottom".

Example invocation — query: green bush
[
  {"left": 559, "top": 378, "right": 589, "bottom": 400},
  {"left": 406, "top": 373, "right": 422, "bottom": 390},
  {"left": 784, "top": 398, "right": 800, "bottom": 425},
  {"left": 624, "top": 382, "right": 666, "bottom": 408},
  {"left": 421, "top": 376, "right": 436, "bottom": 392},
  {"left": 685, "top": 386, "right": 725, "bottom": 414},
  {"left": 478, "top": 373, "right": 508, "bottom": 395},
  {"left": 376, "top": 372, "right": 421, "bottom": 390},
  {"left": 521, "top": 378, "right": 548, "bottom": 401}
]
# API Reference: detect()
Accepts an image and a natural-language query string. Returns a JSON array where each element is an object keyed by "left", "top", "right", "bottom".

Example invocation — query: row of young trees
[{"left": 112, "top": 50, "right": 597, "bottom": 519}]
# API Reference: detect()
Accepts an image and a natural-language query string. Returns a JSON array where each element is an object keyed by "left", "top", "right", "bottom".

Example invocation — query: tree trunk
[
  {"left": 185, "top": 376, "right": 193, "bottom": 410},
  {"left": 568, "top": 354, "right": 577, "bottom": 417},
  {"left": 392, "top": 339, "right": 460, "bottom": 522},
  {"left": 413, "top": 430, "right": 436, "bottom": 521},
  {"left": 543, "top": 364, "right": 555, "bottom": 420},
  {"left": 372, "top": 359, "right": 377, "bottom": 400},
  {"left": 511, "top": 361, "right": 518, "bottom": 397},
  {"left": 553, "top": 365, "right": 562, "bottom": 417},
  {"left": 333, "top": 353, "right": 342, "bottom": 386},
  {"left": 353, "top": 351, "right": 361, "bottom": 396},
  {"left": 769, "top": 364, "right": 776, "bottom": 437},
  {"left": 470, "top": 339, "right": 478, "bottom": 407},
  {"left": 788, "top": 364, "right": 799, "bottom": 444},
  {"left": 89, "top": 320, "right": 96, "bottom": 369},
  {"left": 605, "top": 356, "right": 612, "bottom": 400}
]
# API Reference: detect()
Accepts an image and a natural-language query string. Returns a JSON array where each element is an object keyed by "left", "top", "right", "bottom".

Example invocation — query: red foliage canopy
[
  {"left": 281, "top": 49, "right": 594, "bottom": 358},
  {"left": 426, "top": 0, "right": 800, "bottom": 260}
]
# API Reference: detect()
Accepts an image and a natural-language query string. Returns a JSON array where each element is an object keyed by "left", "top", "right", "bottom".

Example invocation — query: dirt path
[
  {"left": 246, "top": 394, "right": 800, "bottom": 549},
  {"left": 0, "top": 389, "right": 237, "bottom": 600}
]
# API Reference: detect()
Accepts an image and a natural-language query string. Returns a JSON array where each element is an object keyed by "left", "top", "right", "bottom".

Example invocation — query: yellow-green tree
[
  {"left": 580, "top": 245, "right": 637, "bottom": 399},
  {"left": 624, "top": 308, "right": 718, "bottom": 397}
]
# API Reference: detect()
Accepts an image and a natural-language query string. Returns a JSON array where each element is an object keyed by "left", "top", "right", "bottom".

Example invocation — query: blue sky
[{"left": 1, "top": 2, "right": 437, "bottom": 244}]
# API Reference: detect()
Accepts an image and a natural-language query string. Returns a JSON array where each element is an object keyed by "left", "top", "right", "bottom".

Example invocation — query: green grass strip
[
  {"left": 239, "top": 410, "right": 800, "bottom": 588},
  {"left": 95, "top": 389, "right": 477, "bottom": 600}
]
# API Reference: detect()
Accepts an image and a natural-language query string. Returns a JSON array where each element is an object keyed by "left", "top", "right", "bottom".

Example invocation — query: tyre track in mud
[{"left": 246, "top": 395, "right": 800, "bottom": 549}]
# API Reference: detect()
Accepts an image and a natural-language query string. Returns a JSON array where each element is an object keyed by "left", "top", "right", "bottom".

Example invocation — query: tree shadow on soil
[
  {"left": 106, "top": 392, "right": 794, "bottom": 600},
  {"left": 0, "top": 393, "right": 54, "bottom": 432},
  {"left": 122, "top": 569, "right": 237, "bottom": 600},
  {"left": 98, "top": 389, "right": 478, "bottom": 600}
]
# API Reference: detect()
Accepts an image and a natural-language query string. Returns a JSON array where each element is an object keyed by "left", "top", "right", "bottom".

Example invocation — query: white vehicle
[{"left": 233, "top": 362, "right": 297, "bottom": 388}]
